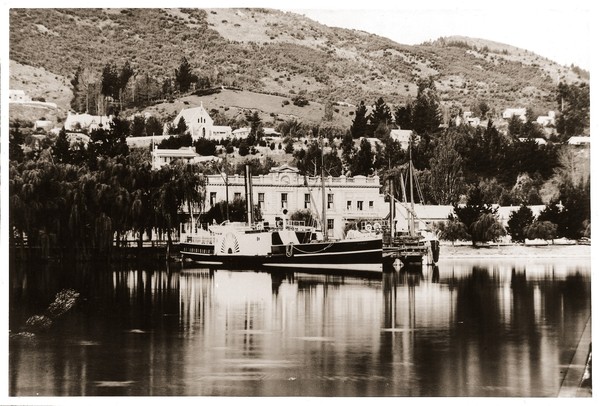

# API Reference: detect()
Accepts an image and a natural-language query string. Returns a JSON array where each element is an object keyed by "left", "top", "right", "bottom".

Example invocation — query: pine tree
[
  {"left": 368, "top": 97, "right": 392, "bottom": 137},
  {"left": 350, "top": 101, "right": 368, "bottom": 139},
  {"left": 175, "top": 56, "right": 198, "bottom": 93},
  {"left": 411, "top": 77, "right": 442, "bottom": 135}
]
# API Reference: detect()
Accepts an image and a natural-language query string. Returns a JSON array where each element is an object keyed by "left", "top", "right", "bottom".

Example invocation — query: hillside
[
  {"left": 146, "top": 88, "right": 355, "bottom": 129},
  {"left": 9, "top": 8, "right": 589, "bottom": 123}
]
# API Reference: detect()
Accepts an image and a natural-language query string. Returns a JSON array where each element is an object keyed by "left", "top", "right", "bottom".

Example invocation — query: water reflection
[{"left": 9, "top": 255, "right": 591, "bottom": 396}]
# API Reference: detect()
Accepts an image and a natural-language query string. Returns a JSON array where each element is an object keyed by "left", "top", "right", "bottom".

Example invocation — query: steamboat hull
[
  {"left": 181, "top": 238, "right": 383, "bottom": 272},
  {"left": 267, "top": 238, "right": 383, "bottom": 272}
]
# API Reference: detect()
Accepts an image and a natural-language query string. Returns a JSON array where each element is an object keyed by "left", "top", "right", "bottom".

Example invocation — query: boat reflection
[{"left": 9, "top": 255, "right": 591, "bottom": 396}]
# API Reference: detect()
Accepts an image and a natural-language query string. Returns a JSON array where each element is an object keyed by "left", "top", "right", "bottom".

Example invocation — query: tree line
[
  {"left": 9, "top": 121, "right": 207, "bottom": 260},
  {"left": 70, "top": 56, "right": 212, "bottom": 115}
]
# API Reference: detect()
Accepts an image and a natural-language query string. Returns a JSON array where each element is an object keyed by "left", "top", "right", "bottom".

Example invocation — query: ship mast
[
  {"left": 244, "top": 165, "right": 254, "bottom": 226},
  {"left": 408, "top": 144, "right": 415, "bottom": 237},
  {"left": 320, "top": 132, "right": 328, "bottom": 241}
]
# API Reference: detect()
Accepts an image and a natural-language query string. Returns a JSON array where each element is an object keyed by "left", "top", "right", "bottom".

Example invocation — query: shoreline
[{"left": 439, "top": 243, "right": 591, "bottom": 259}]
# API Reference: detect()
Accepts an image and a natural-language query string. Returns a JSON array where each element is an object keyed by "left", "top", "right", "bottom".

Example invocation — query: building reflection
[{"left": 9, "top": 256, "right": 591, "bottom": 396}]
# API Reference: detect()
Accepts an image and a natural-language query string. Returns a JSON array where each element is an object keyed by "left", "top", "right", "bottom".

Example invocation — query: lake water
[{"left": 9, "top": 248, "right": 591, "bottom": 396}]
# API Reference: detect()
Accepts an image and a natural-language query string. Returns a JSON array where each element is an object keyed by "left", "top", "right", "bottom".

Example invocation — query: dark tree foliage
[
  {"left": 118, "top": 61, "right": 134, "bottom": 95},
  {"left": 235, "top": 157, "right": 276, "bottom": 176},
  {"left": 194, "top": 138, "right": 217, "bottom": 156},
  {"left": 131, "top": 116, "right": 146, "bottom": 137},
  {"left": 9, "top": 122, "right": 25, "bottom": 163},
  {"left": 502, "top": 139, "right": 558, "bottom": 185},
  {"left": 453, "top": 185, "right": 497, "bottom": 244},
  {"left": 555, "top": 82, "right": 590, "bottom": 139},
  {"left": 202, "top": 199, "right": 259, "bottom": 224},
  {"left": 88, "top": 117, "right": 130, "bottom": 163},
  {"left": 341, "top": 131, "right": 356, "bottom": 168},
  {"left": 506, "top": 205, "right": 535, "bottom": 243},
  {"left": 350, "top": 101, "right": 368, "bottom": 139},
  {"left": 175, "top": 56, "right": 198, "bottom": 93},
  {"left": 351, "top": 138, "right": 374, "bottom": 176},
  {"left": 507, "top": 115, "right": 524, "bottom": 137},
  {"left": 437, "top": 217, "right": 470, "bottom": 245},
  {"left": 245, "top": 111, "right": 264, "bottom": 144},
  {"left": 175, "top": 116, "right": 188, "bottom": 135},
  {"left": 394, "top": 104, "right": 412, "bottom": 130},
  {"left": 157, "top": 133, "right": 193, "bottom": 149},
  {"left": 293, "top": 141, "right": 343, "bottom": 177},
  {"left": 508, "top": 114, "right": 546, "bottom": 139},
  {"left": 470, "top": 213, "right": 505, "bottom": 244},
  {"left": 557, "top": 180, "right": 590, "bottom": 239},
  {"left": 368, "top": 97, "right": 393, "bottom": 137},
  {"left": 460, "top": 121, "right": 508, "bottom": 181},
  {"left": 52, "top": 128, "right": 71, "bottom": 164},
  {"left": 101, "top": 63, "right": 119, "bottom": 99},
  {"left": 525, "top": 221, "right": 558, "bottom": 241},
  {"left": 411, "top": 77, "right": 442, "bottom": 135},
  {"left": 381, "top": 136, "right": 405, "bottom": 170},
  {"left": 145, "top": 116, "right": 164, "bottom": 136},
  {"left": 238, "top": 141, "right": 250, "bottom": 156}
]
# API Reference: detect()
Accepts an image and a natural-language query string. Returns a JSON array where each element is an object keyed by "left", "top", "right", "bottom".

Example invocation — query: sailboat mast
[
  {"left": 321, "top": 135, "right": 328, "bottom": 241},
  {"left": 389, "top": 177, "right": 395, "bottom": 239},
  {"left": 244, "top": 165, "right": 254, "bottom": 226},
  {"left": 409, "top": 145, "right": 415, "bottom": 236}
]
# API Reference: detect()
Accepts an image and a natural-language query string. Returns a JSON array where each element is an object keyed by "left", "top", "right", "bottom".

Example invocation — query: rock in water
[
  {"left": 24, "top": 315, "right": 53, "bottom": 332},
  {"left": 46, "top": 289, "right": 80, "bottom": 318},
  {"left": 17, "top": 288, "right": 81, "bottom": 336}
]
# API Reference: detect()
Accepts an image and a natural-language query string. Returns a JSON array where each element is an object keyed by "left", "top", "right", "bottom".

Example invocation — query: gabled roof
[
  {"left": 173, "top": 104, "right": 213, "bottom": 125},
  {"left": 270, "top": 164, "right": 299, "bottom": 173}
]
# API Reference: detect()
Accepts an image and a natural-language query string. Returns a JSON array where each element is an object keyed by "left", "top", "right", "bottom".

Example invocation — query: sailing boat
[
  {"left": 383, "top": 146, "right": 440, "bottom": 266},
  {"left": 180, "top": 161, "right": 383, "bottom": 272}
]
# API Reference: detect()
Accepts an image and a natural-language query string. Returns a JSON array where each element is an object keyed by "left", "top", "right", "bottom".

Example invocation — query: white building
[
  {"left": 567, "top": 136, "right": 590, "bottom": 146},
  {"left": 232, "top": 127, "right": 251, "bottom": 139},
  {"left": 204, "top": 164, "right": 386, "bottom": 239},
  {"left": 518, "top": 137, "right": 547, "bottom": 145},
  {"left": 171, "top": 103, "right": 233, "bottom": 142},
  {"left": 151, "top": 146, "right": 221, "bottom": 170},
  {"left": 389, "top": 129, "right": 414, "bottom": 150},
  {"left": 64, "top": 112, "right": 113, "bottom": 132},
  {"left": 502, "top": 108, "right": 527, "bottom": 122},
  {"left": 34, "top": 120, "right": 54, "bottom": 131},
  {"left": 126, "top": 135, "right": 171, "bottom": 149},
  {"left": 536, "top": 111, "right": 556, "bottom": 127},
  {"left": 9, "top": 89, "right": 31, "bottom": 103},
  {"left": 495, "top": 205, "right": 546, "bottom": 228},
  {"left": 212, "top": 126, "right": 233, "bottom": 140},
  {"left": 263, "top": 127, "right": 281, "bottom": 137},
  {"left": 172, "top": 104, "right": 213, "bottom": 140},
  {"left": 151, "top": 146, "right": 199, "bottom": 170}
]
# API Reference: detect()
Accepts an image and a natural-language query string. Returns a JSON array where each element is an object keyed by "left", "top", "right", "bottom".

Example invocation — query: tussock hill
[{"left": 9, "top": 8, "right": 588, "bottom": 122}]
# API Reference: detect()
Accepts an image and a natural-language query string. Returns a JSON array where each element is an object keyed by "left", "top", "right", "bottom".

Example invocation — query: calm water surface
[{"left": 9, "top": 250, "right": 591, "bottom": 396}]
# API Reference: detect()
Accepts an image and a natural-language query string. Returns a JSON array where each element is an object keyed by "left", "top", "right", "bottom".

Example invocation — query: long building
[{"left": 204, "top": 164, "right": 387, "bottom": 239}]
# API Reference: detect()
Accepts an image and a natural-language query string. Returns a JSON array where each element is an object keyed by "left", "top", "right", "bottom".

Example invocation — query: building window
[
  {"left": 357, "top": 201, "right": 363, "bottom": 211},
  {"left": 258, "top": 193, "right": 265, "bottom": 209},
  {"left": 304, "top": 194, "right": 311, "bottom": 209},
  {"left": 369, "top": 201, "right": 374, "bottom": 209},
  {"left": 234, "top": 192, "right": 241, "bottom": 201},
  {"left": 327, "top": 193, "right": 334, "bottom": 209},
  {"left": 347, "top": 200, "right": 352, "bottom": 210},
  {"left": 281, "top": 193, "right": 288, "bottom": 209},
  {"left": 327, "top": 219, "right": 334, "bottom": 237},
  {"left": 210, "top": 192, "right": 217, "bottom": 207}
]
